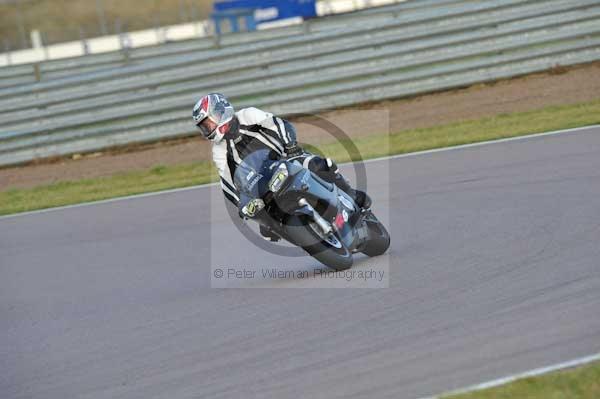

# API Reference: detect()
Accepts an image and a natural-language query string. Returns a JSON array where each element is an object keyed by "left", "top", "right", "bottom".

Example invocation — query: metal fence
[
  {"left": 0, "top": 0, "right": 599, "bottom": 167},
  {"left": 0, "top": 0, "right": 457, "bottom": 87}
]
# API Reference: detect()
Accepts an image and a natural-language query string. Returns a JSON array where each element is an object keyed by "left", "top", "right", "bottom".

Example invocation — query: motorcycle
[{"left": 234, "top": 149, "right": 390, "bottom": 270}]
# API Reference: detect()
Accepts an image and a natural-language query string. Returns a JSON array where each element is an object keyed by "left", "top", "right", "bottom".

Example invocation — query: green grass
[
  {"left": 0, "top": 160, "right": 218, "bottom": 216},
  {"left": 1, "top": 99, "right": 599, "bottom": 216},
  {"left": 1, "top": 0, "right": 214, "bottom": 49},
  {"left": 308, "top": 99, "right": 600, "bottom": 164},
  {"left": 444, "top": 360, "right": 600, "bottom": 399}
]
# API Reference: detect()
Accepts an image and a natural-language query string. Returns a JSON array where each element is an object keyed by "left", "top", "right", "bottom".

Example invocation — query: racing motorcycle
[{"left": 234, "top": 149, "right": 390, "bottom": 270}]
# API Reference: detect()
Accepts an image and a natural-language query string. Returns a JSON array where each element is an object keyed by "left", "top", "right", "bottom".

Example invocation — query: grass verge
[
  {"left": 1, "top": 99, "right": 599, "bottom": 216},
  {"left": 0, "top": 0, "right": 213, "bottom": 49},
  {"left": 444, "top": 360, "right": 600, "bottom": 399}
]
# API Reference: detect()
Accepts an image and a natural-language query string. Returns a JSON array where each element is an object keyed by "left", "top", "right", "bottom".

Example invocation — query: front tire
[
  {"left": 361, "top": 212, "right": 391, "bottom": 257},
  {"left": 284, "top": 216, "right": 353, "bottom": 270}
]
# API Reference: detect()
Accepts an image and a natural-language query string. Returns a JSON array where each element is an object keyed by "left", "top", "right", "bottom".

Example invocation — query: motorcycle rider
[{"left": 192, "top": 93, "right": 371, "bottom": 241}]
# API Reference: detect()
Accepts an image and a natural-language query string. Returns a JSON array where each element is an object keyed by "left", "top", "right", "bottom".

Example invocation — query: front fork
[
  {"left": 297, "top": 198, "right": 332, "bottom": 235},
  {"left": 296, "top": 194, "right": 364, "bottom": 251}
]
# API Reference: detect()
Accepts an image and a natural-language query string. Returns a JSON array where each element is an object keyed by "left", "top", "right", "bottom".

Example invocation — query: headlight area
[
  {"left": 241, "top": 198, "right": 265, "bottom": 218},
  {"left": 268, "top": 163, "right": 289, "bottom": 193}
]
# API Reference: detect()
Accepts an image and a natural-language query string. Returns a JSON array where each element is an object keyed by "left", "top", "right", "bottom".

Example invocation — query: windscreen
[{"left": 233, "top": 149, "right": 278, "bottom": 200}]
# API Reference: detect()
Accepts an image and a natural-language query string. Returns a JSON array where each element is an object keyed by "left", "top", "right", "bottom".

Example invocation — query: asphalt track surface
[{"left": 2, "top": 127, "right": 600, "bottom": 399}]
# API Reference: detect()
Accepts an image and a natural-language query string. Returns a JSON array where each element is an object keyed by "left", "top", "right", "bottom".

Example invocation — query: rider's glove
[{"left": 284, "top": 143, "right": 303, "bottom": 158}]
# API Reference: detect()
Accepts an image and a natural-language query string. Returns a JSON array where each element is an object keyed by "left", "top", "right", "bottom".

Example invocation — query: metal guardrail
[
  {"left": 0, "top": 0, "right": 599, "bottom": 167},
  {"left": 0, "top": 0, "right": 568, "bottom": 110},
  {"left": 3, "top": 10, "right": 599, "bottom": 133},
  {"left": 0, "top": 0, "right": 533, "bottom": 98},
  {"left": 0, "top": 0, "right": 465, "bottom": 87}
]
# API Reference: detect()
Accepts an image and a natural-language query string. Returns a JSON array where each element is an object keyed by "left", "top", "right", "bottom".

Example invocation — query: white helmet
[{"left": 192, "top": 93, "right": 236, "bottom": 144}]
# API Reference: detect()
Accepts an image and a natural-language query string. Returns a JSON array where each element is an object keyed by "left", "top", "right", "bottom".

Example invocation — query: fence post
[
  {"left": 80, "top": 27, "right": 90, "bottom": 55},
  {"left": 201, "top": 20, "right": 211, "bottom": 37},
  {"left": 244, "top": 14, "right": 256, "bottom": 31},
  {"left": 115, "top": 19, "right": 130, "bottom": 63},
  {"left": 211, "top": 17, "right": 221, "bottom": 48},
  {"left": 153, "top": 15, "right": 163, "bottom": 44},
  {"left": 213, "top": 15, "right": 222, "bottom": 36},
  {"left": 230, "top": 15, "right": 240, "bottom": 33},
  {"left": 33, "top": 63, "right": 41, "bottom": 82},
  {"left": 4, "top": 39, "right": 11, "bottom": 66},
  {"left": 303, "top": 20, "right": 311, "bottom": 34},
  {"left": 41, "top": 32, "right": 49, "bottom": 61},
  {"left": 120, "top": 35, "right": 132, "bottom": 63}
]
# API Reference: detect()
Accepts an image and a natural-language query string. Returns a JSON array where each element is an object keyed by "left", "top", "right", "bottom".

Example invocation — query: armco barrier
[
  {"left": 2, "top": 0, "right": 547, "bottom": 100},
  {"left": 0, "top": 0, "right": 464, "bottom": 87},
  {"left": 0, "top": 0, "right": 581, "bottom": 111},
  {"left": 2, "top": 5, "right": 598, "bottom": 127},
  {"left": 0, "top": 0, "right": 599, "bottom": 167}
]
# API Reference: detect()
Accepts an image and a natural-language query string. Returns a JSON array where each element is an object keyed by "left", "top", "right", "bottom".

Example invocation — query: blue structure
[{"left": 212, "top": 0, "right": 317, "bottom": 34}]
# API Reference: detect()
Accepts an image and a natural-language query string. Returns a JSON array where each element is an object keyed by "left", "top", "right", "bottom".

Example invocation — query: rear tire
[
  {"left": 284, "top": 216, "right": 353, "bottom": 271},
  {"left": 361, "top": 212, "right": 391, "bottom": 257}
]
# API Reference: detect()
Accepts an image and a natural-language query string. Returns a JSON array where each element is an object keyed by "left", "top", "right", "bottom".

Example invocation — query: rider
[{"left": 192, "top": 93, "right": 371, "bottom": 241}]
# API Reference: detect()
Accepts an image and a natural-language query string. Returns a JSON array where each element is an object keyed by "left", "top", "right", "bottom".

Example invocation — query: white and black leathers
[{"left": 213, "top": 107, "right": 298, "bottom": 206}]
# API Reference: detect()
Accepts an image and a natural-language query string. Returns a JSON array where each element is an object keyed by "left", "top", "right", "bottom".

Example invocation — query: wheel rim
[{"left": 308, "top": 221, "right": 342, "bottom": 249}]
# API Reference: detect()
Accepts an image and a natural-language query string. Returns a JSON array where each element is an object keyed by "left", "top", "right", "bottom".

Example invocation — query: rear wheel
[
  {"left": 284, "top": 216, "right": 353, "bottom": 270},
  {"left": 361, "top": 211, "right": 390, "bottom": 257}
]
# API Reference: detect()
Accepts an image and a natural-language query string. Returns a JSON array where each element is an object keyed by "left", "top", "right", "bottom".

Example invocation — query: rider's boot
[
  {"left": 333, "top": 173, "right": 372, "bottom": 209},
  {"left": 307, "top": 155, "right": 372, "bottom": 209},
  {"left": 260, "top": 224, "right": 281, "bottom": 242}
]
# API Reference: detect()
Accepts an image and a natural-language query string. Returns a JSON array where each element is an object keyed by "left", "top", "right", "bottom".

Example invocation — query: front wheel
[
  {"left": 361, "top": 211, "right": 391, "bottom": 257},
  {"left": 284, "top": 216, "right": 353, "bottom": 270}
]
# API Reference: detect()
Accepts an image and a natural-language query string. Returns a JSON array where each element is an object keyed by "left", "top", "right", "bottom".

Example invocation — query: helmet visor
[{"left": 196, "top": 117, "right": 217, "bottom": 139}]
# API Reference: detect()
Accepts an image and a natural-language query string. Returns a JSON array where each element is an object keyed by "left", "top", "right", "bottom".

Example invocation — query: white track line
[
  {"left": 1, "top": 124, "right": 598, "bottom": 221},
  {"left": 419, "top": 352, "right": 600, "bottom": 399}
]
